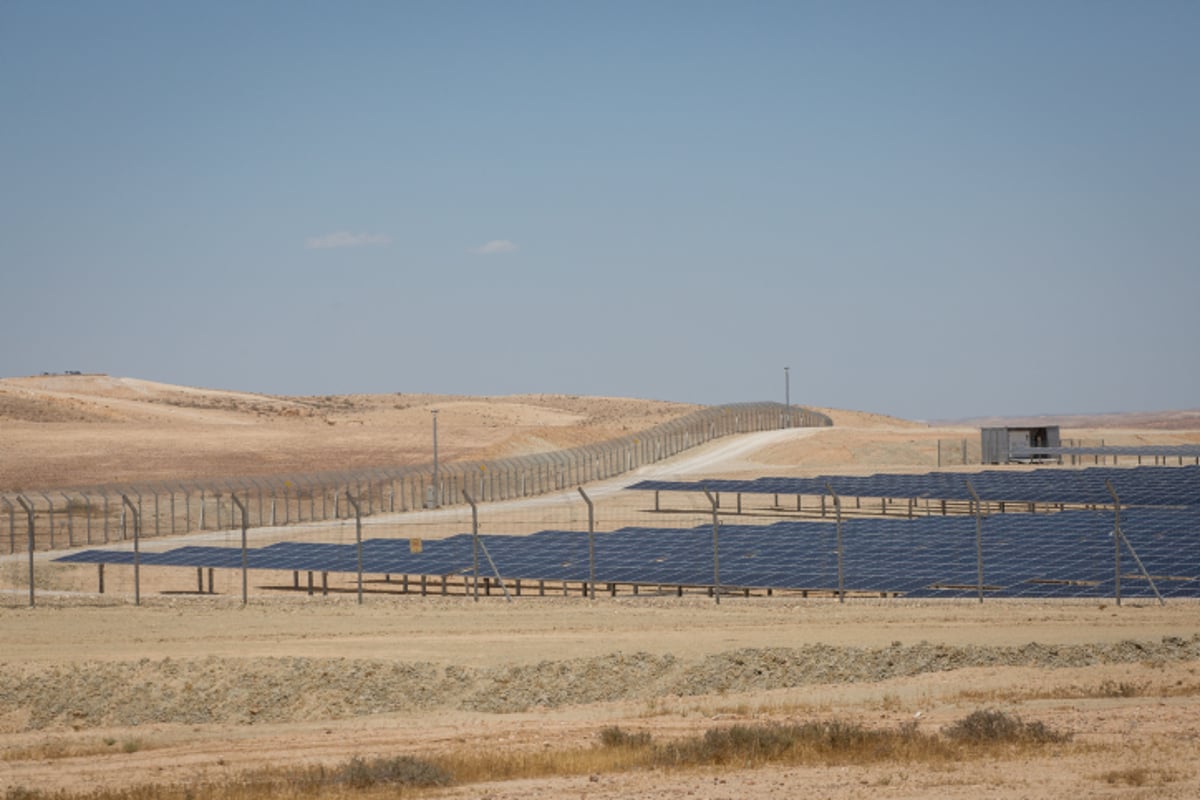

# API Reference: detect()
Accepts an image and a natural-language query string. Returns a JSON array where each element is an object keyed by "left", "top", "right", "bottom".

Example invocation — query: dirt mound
[{"left": 5, "top": 636, "right": 1197, "bottom": 732}]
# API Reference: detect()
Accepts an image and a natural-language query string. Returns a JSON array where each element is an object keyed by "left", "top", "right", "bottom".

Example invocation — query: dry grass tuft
[
  {"left": 1, "top": 736, "right": 140, "bottom": 762},
  {"left": 1094, "top": 766, "right": 1184, "bottom": 787},
  {"left": 0, "top": 712, "right": 1076, "bottom": 800}
]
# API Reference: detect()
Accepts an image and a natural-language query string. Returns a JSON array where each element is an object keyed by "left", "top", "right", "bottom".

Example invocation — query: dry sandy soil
[{"left": 2, "top": 375, "right": 1200, "bottom": 798}]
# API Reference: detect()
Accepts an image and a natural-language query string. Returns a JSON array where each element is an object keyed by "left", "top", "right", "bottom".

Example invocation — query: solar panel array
[
  {"left": 631, "top": 465, "right": 1200, "bottom": 506},
  {"left": 1010, "top": 445, "right": 1200, "bottom": 459},
  {"left": 54, "top": 506, "right": 1200, "bottom": 599}
]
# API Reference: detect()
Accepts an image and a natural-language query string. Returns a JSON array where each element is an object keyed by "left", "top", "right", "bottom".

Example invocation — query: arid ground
[{"left": 2, "top": 375, "right": 1200, "bottom": 798}]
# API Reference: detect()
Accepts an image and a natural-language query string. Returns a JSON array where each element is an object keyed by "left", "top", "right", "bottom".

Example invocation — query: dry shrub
[
  {"left": 329, "top": 755, "right": 451, "bottom": 789},
  {"left": 1100, "top": 767, "right": 1151, "bottom": 786},
  {"left": 1097, "top": 680, "right": 1146, "bottom": 698},
  {"left": 942, "top": 709, "right": 1070, "bottom": 744},
  {"left": 598, "top": 726, "right": 653, "bottom": 748},
  {"left": 653, "top": 719, "right": 953, "bottom": 768}
]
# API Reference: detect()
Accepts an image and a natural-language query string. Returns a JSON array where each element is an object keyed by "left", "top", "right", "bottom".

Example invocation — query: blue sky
[{"left": 2, "top": 1, "right": 1196, "bottom": 420}]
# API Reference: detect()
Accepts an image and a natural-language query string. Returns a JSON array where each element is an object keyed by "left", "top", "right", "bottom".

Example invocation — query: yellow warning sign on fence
[{"left": 409, "top": 538, "right": 423, "bottom": 554}]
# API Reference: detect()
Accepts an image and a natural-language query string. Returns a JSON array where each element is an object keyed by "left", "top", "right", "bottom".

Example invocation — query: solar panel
[
  {"left": 1011, "top": 445, "right": 1200, "bottom": 459},
  {"left": 631, "top": 465, "right": 1200, "bottom": 506},
  {"left": 53, "top": 506, "right": 1200, "bottom": 599}
]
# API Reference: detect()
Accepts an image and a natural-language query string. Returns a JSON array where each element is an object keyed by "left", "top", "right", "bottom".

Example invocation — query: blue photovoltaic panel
[
  {"left": 630, "top": 465, "right": 1200, "bottom": 506},
  {"left": 1011, "top": 445, "right": 1200, "bottom": 459},
  {"left": 52, "top": 506, "right": 1200, "bottom": 598}
]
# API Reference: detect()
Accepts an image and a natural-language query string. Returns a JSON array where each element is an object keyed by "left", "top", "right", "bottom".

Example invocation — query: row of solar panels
[
  {"left": 1010, "top": 445, "right": 1200, "bottom": 458},
  {"left": 55, "top": 506, "right": 1200, "bottom": 599},
  {"left": 630, "top": 465, "right": 1200, "bottom": 506}
]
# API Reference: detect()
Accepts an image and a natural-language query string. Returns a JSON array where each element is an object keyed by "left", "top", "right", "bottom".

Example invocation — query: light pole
[
  {"left": 431, "top": 409, "right": 440, "bottom": 509},
  {"left": 784, "top": 366, "right": 791, "bottom": 427}
]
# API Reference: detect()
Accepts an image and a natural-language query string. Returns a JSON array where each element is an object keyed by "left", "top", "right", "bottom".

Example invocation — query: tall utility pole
[
  {"left": 431, "top": 409, "right": 440, "bottom": 509},
  {"left": 784, "top": 366, "right": 791, "bottom": 426}
]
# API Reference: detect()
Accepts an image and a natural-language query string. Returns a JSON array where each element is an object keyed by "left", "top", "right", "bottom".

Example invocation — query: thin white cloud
[
  {"left": 305, "top": 231, "right": 392, "bottom": 249},
  {"left": 471, "top": 239, "right": 518, "bottom": 255}
]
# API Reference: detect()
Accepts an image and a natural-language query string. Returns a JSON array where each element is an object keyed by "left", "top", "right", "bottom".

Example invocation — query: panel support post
[
  {"left": 702, "top": 487, "right": 721, "bottom": 604},
  {"left": 965, "top": 480, "right": 985, "bottom": 604},
  {"left": 16, "top": 495, "right": 35, "bottom": 607},
  {"left": 1105, "top": 480, "right": 1164, "bottom": 606},
  {"left": 824, "top": 482, "right": 844, "bottom": 603},
  {"left": 231, "top": 493, "right": 249, "bottom": 605},
  {"left": 578, "top": 487, "right": 596, "bottom": 600},
  {"left": 121, "top": 494, "right": 140, "bottom": 606},
  {"left": 345, "top": 492, "right": 364, "bottom": 605}
]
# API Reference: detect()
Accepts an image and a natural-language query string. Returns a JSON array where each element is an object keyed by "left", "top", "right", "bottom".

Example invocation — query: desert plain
[{"left": 2, "top": 374, "right": 1200, "bottom": 798}]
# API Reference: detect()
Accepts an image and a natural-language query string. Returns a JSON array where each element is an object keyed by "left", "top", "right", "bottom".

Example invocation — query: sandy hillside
[
  {"left": 2, "top": 377, "right": 1200, "bottom": 799},
  {"left": 0, "top": 374, "right": 700, "bottom": 490}
]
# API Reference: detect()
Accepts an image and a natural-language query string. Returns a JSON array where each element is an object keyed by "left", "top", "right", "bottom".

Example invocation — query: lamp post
[
  {"left": 431, "top": 409, "right": 440, "bottom": 508},
  {"left": 784, "top": 366, "right": 790, "bottom": 427}
]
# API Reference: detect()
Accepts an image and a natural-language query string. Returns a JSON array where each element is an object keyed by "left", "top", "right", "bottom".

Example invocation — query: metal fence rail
[{"left": 3, "top": 402, "right": 831, "bottom": 554}]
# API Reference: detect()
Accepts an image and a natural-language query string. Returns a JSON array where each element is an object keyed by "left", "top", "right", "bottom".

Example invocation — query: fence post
[
  {"left": 3, "top": 497, "right": 15, "bottom": 555},
  {"left": 60, "top": 492, "right": 74, "bottom": 546},
  {"left": 702, "top": 487, "right": 721, "bottom": 604},
  {"left": 231, "top": 493, "right": 249, "bottom": 605},
  {"left": 579, "top": 487, "right": 596, "bottom": 600},
  {"left": 344, "top": 491, "right": 364, "bottom": 605},
  {"left": 16, "top": 495, "right": 36, "bottom": 607},
  {"left": 463, "top": 489, "right": 511, "bottom": 602},
  {"left": 825, "top": 482, "right": 844, "bottom": 603},
  {"left": 1105, "top": 480, "right": 1164, "bottom": 606},
  {"left": 965, "top": 480, "right": 985, "bottom": 604},
  {"left": 34, "top": 492, "right": 52, "bottom": 549},
  {"left": 121, "top": 494, "right": 141, "bottom": 606}
]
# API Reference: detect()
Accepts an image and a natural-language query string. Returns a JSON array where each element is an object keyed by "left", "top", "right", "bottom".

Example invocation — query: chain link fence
[
  {"left": 2, "top": 403, "right": 831, "bottom": 555},
  {"left": 935, "top": 438, "right": 982, "bottom": 467}
]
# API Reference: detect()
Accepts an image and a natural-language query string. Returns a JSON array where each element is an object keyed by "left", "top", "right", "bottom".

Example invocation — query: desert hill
[
  {"left": 0, "top": 374, "right": 700, "bottom": 491},
  {"left": 3, "top": 374, "right": 1198, "bottom": 492}
]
